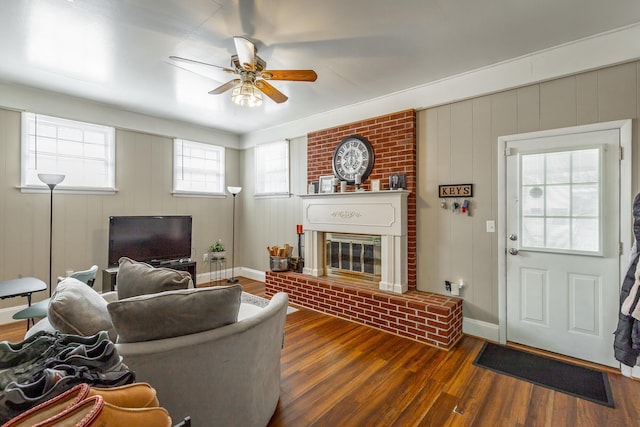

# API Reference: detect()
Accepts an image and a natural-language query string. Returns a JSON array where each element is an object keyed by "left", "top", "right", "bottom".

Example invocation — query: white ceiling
[{"left": 1, "top": 0, "right": 639, "bottom": 136}]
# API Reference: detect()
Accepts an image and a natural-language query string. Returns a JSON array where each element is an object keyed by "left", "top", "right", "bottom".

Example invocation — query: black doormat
[{"left": 473, "top": 342, "right": 614, "bottom": 407}]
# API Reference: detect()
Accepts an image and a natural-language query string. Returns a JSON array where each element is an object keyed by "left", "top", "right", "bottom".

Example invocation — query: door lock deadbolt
[{"left": 509, "top": 234, "right": 518, "bottom": 241}]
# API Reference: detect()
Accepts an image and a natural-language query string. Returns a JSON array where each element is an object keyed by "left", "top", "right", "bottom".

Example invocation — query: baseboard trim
[
  {"left": 462, "top": 317, "right": 499, "bottom": 342},
  {"left": 0, "top": 305, "right": 24, "bottom": 325},
  {"left": 195, "top": 272, "right": 213, "bottom": 285},
  {"left": 196, "top": 267, "right": 265, "bottom": 285},
  {"left": 240, "top": 268, "right": 266, "bottom": 282}
]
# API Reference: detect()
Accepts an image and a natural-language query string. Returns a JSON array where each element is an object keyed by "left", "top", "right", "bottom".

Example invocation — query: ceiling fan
[{"left": 170, "top": 37, "right": 317, "bottom": 107}]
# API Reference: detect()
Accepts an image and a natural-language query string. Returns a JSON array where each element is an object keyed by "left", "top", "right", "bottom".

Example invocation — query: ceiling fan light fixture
[
  {"left": 171, "top": 36, "right": 315, "bottom": 106},
  {"left": 231, "top": 82, "right": 263, "bottom": 107}
]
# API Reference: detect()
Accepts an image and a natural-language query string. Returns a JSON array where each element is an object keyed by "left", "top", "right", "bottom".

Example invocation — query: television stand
[{"left": 102, "top": 260, "right": 197, "bottom": 292}]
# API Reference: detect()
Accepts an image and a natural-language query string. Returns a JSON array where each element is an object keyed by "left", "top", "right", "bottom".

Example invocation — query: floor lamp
[
  {"left": 227, "top": 186, "right": 242, "bottom": 283},
  {"left": 39, "top": 173, "right": 65, "bottom": 297}
]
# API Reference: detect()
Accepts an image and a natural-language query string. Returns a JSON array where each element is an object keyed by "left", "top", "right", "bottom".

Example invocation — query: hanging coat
[{"left": 613, "top": 192, "right": 640, "bottom": 366}]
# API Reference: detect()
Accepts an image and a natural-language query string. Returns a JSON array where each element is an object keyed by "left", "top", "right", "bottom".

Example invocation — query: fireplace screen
[{"left": 325, "top": 233, "right": 381, "bottom": 283}]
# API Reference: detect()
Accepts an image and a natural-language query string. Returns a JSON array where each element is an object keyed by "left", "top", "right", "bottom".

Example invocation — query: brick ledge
[{"left": 265, "top": 271, "right": 463, "bottom": 350}]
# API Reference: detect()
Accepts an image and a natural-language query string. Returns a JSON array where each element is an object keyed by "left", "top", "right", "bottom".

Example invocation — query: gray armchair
[
  {"left": 115, "top": 292, "right": 289, "bottom": 427},
  {"left": 64, "top": 265, "right": 98, "bottom": 288}
]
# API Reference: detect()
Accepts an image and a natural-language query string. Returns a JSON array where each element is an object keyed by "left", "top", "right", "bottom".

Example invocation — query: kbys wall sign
[{"left": 438, "top": 184, "right": 473, "bottom": 198}]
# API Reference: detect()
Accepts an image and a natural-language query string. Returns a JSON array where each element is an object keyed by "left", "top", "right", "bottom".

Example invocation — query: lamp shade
[
  {"left": 227, "top": 186, "right": 242, "bottom": 195},
  {"left": 38, "top": 173, "right": 65, "bottom": 188}
]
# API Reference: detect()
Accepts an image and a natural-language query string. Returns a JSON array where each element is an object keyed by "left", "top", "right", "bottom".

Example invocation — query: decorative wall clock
[{"left": 331, "top": 135, "right": 374, "bottom": 185}]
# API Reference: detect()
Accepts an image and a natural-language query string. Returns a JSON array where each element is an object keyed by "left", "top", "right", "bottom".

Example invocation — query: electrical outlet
[
  {"left": 203, "top": 253, "right": 209, "bottom": 262},
  {"left": 445, "top": 280, "right": 451, "bottom": 292}
]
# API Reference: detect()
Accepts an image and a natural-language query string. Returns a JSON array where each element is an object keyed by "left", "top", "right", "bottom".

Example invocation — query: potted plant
[{"left": 209, "top": 239, "right": 226, "bottom": 259}]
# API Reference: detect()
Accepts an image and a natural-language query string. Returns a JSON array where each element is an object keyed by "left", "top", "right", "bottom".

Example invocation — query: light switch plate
[{"left": 486, "top": 220, "right": 495, "bottom": 233}]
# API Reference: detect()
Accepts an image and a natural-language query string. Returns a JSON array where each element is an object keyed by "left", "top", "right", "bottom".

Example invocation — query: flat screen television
[{"left": 108, "top": 215, "right": 192, "bottom": 267}]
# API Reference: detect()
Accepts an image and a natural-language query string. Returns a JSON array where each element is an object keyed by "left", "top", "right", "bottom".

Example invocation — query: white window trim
[
  {"left": 254, "top": 140, "right": 290, "bottom": 197},
  {"left": 254, "top": 193, "right": 292, "bottom": 199},
  {"left": 173, "top": 138, "right": 226, "bottom": 196},
  {"left": 20, "top": 112, "right": 116, "bottom": 193}
]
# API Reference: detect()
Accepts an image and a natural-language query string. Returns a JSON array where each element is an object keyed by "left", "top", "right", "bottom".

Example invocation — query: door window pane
[
  {"left": 522, "top": 186, "right": 545, "bottom": 216},
  {"left": 546, "top": 218, "right": 570, "bottom": 250},
  {"left": 519, "top": 147, "right": 601, "bottom": 254},
  {"left": 546, "top": 185, "right": 570, "bottom": 217},
  {"left": 522, "top": 217, "right": 545, "bottom": 247},
  {"left": 522, "top": 154, "right": 545, "bottom": 185},
  {"left": 572, "top": 149, "right": 599, "bottom": 183},
  {"left": 546, "top": 152, "right": 571, "bottom": 184},
  {"left": 572, "top": 184, "right": 599, "bottom": 216},
  {"left": 572, "top": 219, "right": 600, "bottom": 252}
]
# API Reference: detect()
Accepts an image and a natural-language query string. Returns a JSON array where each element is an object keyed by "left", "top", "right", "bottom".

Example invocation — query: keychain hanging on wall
[
  {"left": 438, "top": 184, "right": 473, "bottom": 216},
  {"left": 461, "top": 199, "right": 470, "bottom": 216}
]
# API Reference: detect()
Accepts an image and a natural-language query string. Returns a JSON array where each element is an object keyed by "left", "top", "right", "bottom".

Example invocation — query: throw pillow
[
  {"left": 48, "top": 277, "right": 117, "bottom": 341},
  {"left": 116, "top": 257, "right": 191, "bottom": 300},
  {"left": 108, "top": 284, "right": 243, "bottom": 343}
]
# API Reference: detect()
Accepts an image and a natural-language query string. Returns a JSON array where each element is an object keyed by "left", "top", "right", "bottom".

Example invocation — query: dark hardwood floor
[{"left": 2, "top": 277, "right": 639, "bottom": 426}]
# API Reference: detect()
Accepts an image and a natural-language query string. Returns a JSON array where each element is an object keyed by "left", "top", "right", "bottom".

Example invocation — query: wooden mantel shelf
[{"left": 299, "top": 189, "right": 411, "bottom": 199}]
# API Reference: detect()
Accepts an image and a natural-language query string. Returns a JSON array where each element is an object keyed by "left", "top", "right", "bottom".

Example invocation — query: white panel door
[{"left": 505, "top": 128, "right": 620, "bottom": 367}]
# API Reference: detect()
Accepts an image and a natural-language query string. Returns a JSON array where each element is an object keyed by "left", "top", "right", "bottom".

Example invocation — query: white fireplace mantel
[{"left": 300, "top": 190, "right": 409, "bottom": 293}]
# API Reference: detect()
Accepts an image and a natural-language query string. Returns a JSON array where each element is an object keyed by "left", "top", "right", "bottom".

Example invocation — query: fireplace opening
[{"left": 325, "top": 233, "right": 381, "bottom": 283}]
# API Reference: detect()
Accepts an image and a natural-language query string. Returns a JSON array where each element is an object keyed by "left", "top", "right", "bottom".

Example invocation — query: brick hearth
[{"left": 266, "top": 271, "right": 463, "bottom": 350}]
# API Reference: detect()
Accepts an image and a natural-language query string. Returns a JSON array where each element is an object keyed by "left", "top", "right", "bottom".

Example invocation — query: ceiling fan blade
[
  {"left": 261, "top": 69, "right": 317, "bottom": 82},
  {"left": 234, "top": 36, "right": 256, "bottom": 71},
  {"left": 255, "top": 80, "right": 288, "bottom": 103},
  {"left": 169, "top": 56, "right": 235, "bottom": 73},
  {"left": 208, "top": 79, "right": 241, "bottom": 95}
]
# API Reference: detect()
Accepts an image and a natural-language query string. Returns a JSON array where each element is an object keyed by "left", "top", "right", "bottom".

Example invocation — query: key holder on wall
[{"left": 439, "top": 184, "right": 473, "bottom": 216}]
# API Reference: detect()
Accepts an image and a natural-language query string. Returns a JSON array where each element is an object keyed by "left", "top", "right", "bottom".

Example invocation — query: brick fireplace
[
  {"left": 306, "top": 109, "right": 418, "bottom": 288},
  {"left": 265, "top": 110, "right": 463, "bottom": 350}
]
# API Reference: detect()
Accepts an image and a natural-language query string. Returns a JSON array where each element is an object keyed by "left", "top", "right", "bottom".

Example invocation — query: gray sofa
[
  {"left": 115, "top": 292, "right": 289, "bottom": 427},
  {"left": 26, "top": 288, "right": 289, "bottom": 427}
]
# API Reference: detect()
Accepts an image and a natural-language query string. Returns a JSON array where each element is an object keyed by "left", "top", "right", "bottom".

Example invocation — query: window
[
  {"left": 173, "top": 139, "right": 225, "bottom": 195},
  {"left": 255, "top": 140, "right": 289, "bottom": 196},
  {"left": 519, "top": 147, "right": 602, "bottom": 254},
  {"left": 21, "top": 112, "right": 115, "bottom": 191}
]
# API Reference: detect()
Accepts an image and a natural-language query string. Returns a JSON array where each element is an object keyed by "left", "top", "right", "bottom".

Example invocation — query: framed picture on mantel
[{"left": 319, "top": 175, "right": 335, "bottom": 193}]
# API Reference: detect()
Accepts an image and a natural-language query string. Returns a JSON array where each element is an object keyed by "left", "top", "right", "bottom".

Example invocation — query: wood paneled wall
[
  {"left": 417, "top": 61, "right": 640, "bottom": 325},
  {"left": 1, "top": 60, "right": 638, "bottom": 330},
  {"left": 0, "top": 108, "right": 240, "bottom": 307},
  {"left": 239, "top": 136, "right": 307, "bottom": 272}
]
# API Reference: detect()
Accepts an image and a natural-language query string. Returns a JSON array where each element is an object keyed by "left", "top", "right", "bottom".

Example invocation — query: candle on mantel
[
  {"left": 355, "top": 173, "right": 361, "bottom": 185},
  {"left": 296, "top": 224, "right": 303, "bottom": 234}
]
